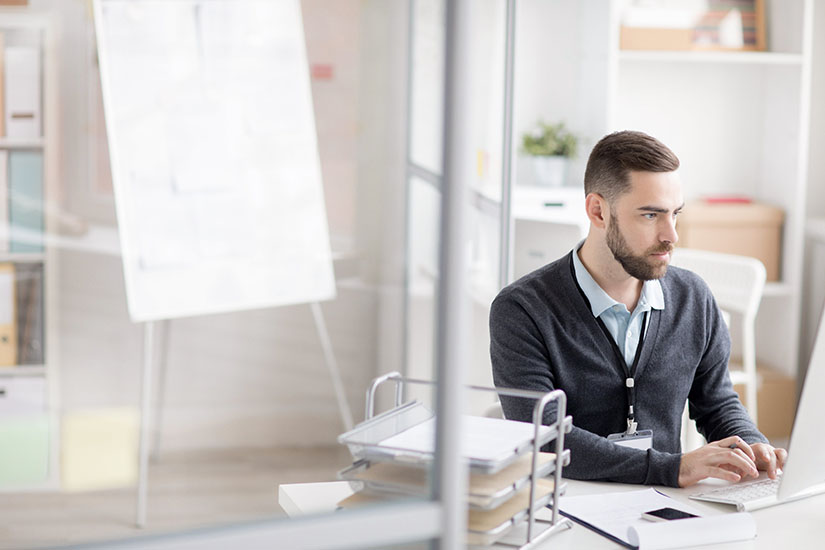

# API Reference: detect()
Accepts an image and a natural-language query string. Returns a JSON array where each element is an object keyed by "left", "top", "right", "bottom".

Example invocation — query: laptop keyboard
[{"left": 693, "top": 477, "right": 780, "bottom": 505}]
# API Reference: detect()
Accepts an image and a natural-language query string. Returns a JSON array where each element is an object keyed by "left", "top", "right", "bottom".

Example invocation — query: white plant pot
[{"left": 531, "top": 155, "right": 567, "bottom": 187}]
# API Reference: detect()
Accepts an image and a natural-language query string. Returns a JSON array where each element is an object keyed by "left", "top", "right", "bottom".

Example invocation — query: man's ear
[{"left": 585, "top": 193, "right": 609, "bottom": 229}]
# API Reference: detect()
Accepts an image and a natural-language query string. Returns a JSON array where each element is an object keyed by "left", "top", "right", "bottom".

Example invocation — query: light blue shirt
[{"left": 572, "top": 244, "right": 665, "bottom": 368}]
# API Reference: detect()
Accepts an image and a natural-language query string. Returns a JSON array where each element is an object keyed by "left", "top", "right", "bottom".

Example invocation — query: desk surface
[{"left": 278, "top": 477, "right": 825, "bottom": 549}]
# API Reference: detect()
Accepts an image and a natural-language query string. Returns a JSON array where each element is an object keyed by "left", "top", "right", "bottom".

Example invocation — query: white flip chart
[{"left": 94, "top": 0, "right": 335, "bottom": 321}]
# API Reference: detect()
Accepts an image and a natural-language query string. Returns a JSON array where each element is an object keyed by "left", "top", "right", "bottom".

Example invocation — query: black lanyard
[{"left": 569, "top": 255, "right": 649, "bottom": 434}]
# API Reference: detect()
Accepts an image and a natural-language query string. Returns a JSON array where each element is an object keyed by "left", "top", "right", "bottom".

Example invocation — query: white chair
[{"left": 670, "top": 248, "right": 766, "bottom": 449}]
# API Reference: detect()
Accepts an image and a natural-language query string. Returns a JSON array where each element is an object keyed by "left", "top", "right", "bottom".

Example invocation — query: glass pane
[
  {"left": 464, "top": 0, "right": 507, "bottom": 415},
  {"left": 405, "top": 0, "right": 507, "bottom": 418},
  {"left": 406, "top": 175, "right": 441, "bottom": 404},
  {"left": 0, "top": 1, "right": 433, "bottom": 548},
  {"left": 409, "top": 0, "right": 446, "bottom": 175}
]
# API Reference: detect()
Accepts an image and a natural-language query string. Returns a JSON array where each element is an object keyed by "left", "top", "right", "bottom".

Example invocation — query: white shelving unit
[
  {"left": 510, "top": 0, "right": 813, "bottom": 377},
  {"left": 0, "top": 10, "right": 59, "bottom": 492}
]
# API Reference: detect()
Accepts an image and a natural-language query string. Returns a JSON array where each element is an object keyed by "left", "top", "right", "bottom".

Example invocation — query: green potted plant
[{"left": 520, "top": 121, "right": 578, "bottom": 187}]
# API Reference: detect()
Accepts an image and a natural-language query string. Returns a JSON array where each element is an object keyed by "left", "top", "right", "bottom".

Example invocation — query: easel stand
[
  {"left": 135, "top": 302, "right": 354, "bottom": 528},
  {"left": 361, "top": 373, "right": 573, "bottom": 549}
]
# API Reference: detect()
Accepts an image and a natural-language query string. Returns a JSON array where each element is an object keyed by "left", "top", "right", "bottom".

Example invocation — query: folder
[
  {"left": 0, "top": 263, "right": 17, "bottom": 366},
  {"left": 14, "top": 262, "right": 43, "bottom": 365},
  {"left": 0, "top": 32, "right": 5, "bottom": 137},
  {"left": 3, "top": 46, "right": 41, "bottom": 139},
  {"left": 0, "top": 150, "right": 8, "bottom": 252},
  {"left": 8, "top": 151, "right": 43, "bottom": 253}
]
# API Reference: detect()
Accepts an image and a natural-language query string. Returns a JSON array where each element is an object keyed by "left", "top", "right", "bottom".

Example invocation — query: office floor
[{"left": 0, "top": 445, "right": 352, "bottom": 550}]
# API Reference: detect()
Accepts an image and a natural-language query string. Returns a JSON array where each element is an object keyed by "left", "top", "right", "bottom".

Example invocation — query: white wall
[
  {"left": 806, "top": 0, "right": 825, "bottom": 219},
  {"left": 800, "top": 0, "right": 825, "bottom": 376},
  {"left": 29, "top": 0, "right": 409, "bottom": 450}
]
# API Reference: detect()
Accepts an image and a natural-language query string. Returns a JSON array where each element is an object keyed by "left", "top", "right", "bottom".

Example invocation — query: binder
[
  {"left": 14, "top": 262, "right": 43, "bottom": 364},
  {"left": 8, "top": 151, "right": 43, "bottom": 253},
  {"left": 3, "top": 46, "right": 41, "bottom": 139},
  {"left": 0, "top": 150, "right": 8, "bottom": 252},
  {"left": 0, "top": 263, "right": 17, "bottom": 366},
  {"left": 0, "top": 32, "right": 5, "bottom": 137}
]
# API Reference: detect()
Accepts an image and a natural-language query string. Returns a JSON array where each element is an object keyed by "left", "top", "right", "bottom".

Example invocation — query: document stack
[{"left": 336, "top": 373, "right": 573, "bottom": 548}]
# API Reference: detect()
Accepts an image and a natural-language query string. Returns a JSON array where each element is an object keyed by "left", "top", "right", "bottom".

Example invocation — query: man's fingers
[
  {"left": 718, "top": 436, "right": 756, "bottom": 462},
  {"left": 708, "top": 466, "right": 741, "bottom": 483},
  {"left": 775, "top": 448, "right": 788, "bottom": 470},
  {"left": 718, "top": 448, "right": 758, "bottom": 476},
  {"left": 765, "top": 450, "right": 778, "bottom": 479},
  {"left": 732, "top": 449, "right": 759, "bottom": 478}
]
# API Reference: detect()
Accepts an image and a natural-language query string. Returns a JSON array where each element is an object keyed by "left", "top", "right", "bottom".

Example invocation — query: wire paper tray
[
  {"left": 345, "top": 372, "right": 574, "bottom": 549},
  {"left": 338, "top": 401, "right": 567, "bottom": 474}
]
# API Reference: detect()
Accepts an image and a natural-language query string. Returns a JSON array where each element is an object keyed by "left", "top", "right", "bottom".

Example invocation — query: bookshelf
[{"left": 0, "top": 10, "right": 59, "bottom": 491}]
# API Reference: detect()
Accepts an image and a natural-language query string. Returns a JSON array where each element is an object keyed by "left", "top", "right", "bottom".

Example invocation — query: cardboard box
[
  {"left": 733, "top": 364, "right": 797, "bottom": 441},
  {"left": 620, "top": 26, "right": 693, "bottom": 51},
  {"left": 676, "top": 201, "right": 784, "bottom": 281}
]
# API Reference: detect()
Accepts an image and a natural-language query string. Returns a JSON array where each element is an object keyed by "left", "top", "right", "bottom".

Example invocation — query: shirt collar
[{"left": 571, "top": 242, "right": 665, "bottom": 317}]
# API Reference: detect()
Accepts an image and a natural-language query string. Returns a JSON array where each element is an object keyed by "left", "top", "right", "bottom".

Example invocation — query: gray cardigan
[{"left": 490, "top": 251, "right": 767, "bottom": 487}]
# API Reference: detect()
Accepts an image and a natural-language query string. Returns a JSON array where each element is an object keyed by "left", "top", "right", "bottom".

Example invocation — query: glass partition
[
  {"left": 0, "top": 1, "right": 439, "bottom": 548},
  {"left": 404, "top": 0, "right": 508, "bottom": 417}
]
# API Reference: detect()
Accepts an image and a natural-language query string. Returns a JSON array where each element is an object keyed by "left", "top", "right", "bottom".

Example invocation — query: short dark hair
[{"left": 584, "top": 131, "right": 680, "bottom": 203}]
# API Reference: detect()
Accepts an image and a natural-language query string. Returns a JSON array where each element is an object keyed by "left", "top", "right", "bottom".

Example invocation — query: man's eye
[{"left": 643, "top": 213, "right": 656, "bottom": 220}]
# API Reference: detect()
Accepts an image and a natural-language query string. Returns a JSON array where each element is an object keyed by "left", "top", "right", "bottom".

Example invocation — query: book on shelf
[
  {"left": 8, "top": 150, "right": 43, "bottom": 253},
  {"left": 0, "top": 32, "right": 5, "bottom": 137},
  {"left": 0, "top": 262, "right": 16, "bottom": 366},
  {"left": 3, "top": 45, "right": 40, "bottom": 139},
  {"left": 14, "top": 262, "right": 42, "bottom": 365},
  {"left": 0, "top": 150, "right": 8, "bottom": 252}
]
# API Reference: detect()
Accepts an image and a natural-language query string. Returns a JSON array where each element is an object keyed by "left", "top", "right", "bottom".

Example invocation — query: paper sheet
[
  {"left": 377, "top": 415, "right": 550, "bottom": 465},
  {"left": 560, "top": 488, "right": 754, "bottom": 548},
  {"left": 628, "top": 512, "right": 756, "bottom": 550}
]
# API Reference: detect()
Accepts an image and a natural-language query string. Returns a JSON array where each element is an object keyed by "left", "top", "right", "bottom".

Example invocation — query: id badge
[{"left": 607, "top": 429, "right": 653, "bottom": 450}]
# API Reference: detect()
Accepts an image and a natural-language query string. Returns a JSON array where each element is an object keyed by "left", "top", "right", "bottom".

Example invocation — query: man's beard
[{"left": 606, "top": 216, "right": 673, "bottom": 281}]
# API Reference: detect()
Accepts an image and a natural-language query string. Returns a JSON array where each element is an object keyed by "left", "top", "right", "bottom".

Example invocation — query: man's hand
[
  {"left": 750, "top": 442, "right": 788, "bottom": 480},
  {"left": 678, "top": 436, "right": 760, "bottom": 487}
]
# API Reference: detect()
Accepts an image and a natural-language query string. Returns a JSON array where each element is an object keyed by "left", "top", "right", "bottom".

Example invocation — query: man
[{"left": 490, "top": 131, "right": 787, "bottom": 488}]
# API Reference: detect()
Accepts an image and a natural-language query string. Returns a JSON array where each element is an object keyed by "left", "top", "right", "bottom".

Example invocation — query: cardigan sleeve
[{"left": 687, "top": 287, "right": 768, "bottom": 445}]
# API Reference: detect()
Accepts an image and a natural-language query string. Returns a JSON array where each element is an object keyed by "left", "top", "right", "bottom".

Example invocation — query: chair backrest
[{"left": 669, "top": 248, "right": 766, "bottom": 320}]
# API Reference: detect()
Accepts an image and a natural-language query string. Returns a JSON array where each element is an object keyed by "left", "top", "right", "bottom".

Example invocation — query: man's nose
[{"left": 661, "top": 217, "right": 679, "bottom": 245}]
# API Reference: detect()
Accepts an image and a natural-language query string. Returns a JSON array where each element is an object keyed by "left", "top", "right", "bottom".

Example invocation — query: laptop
[{"left": 690, "top": 303, "right": 825, "bottom": 511}]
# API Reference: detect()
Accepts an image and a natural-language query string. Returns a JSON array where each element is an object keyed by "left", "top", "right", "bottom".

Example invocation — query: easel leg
[
  {"left": 310, "top": 302, "right": 353, "bottom": 431},
  {"left": 151, "top": 320, "right": 171, "bottom": 462},
  {"left": 137, "top": 321, "right": 155, "bottom": 528}
]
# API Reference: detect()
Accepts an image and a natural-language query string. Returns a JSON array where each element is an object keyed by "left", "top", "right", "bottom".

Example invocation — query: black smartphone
[{"left": 641, "top": 507, "right": 700, "bottom": 522}]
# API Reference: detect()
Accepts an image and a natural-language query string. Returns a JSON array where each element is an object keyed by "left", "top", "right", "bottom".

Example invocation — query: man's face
[{"left": 605, "top": 170, "right": 683, "bottom": 281}]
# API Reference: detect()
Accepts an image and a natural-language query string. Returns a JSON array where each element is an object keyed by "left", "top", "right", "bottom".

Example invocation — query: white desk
[{"left": 278, "top": 478, "right": 825, "bottom": 549}]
